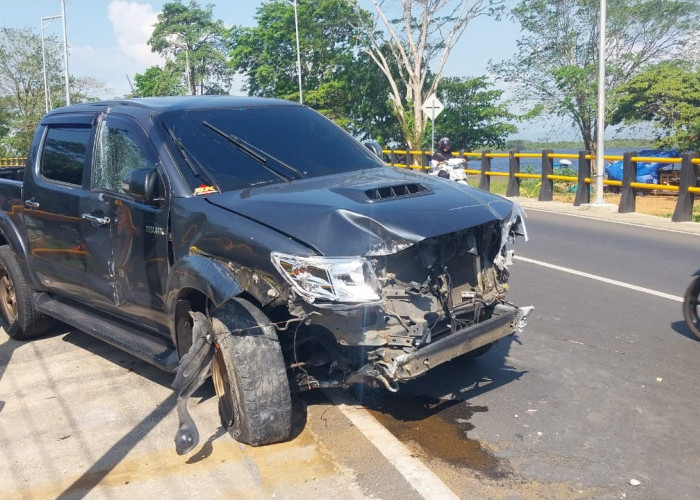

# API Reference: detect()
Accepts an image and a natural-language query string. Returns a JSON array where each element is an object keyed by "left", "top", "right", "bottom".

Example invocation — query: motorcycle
[
  {"left": 682, "top": 273, "right": 700, "bottom": 339},
  {"left": 428, "top": 158, "right": 468, "bottom": 184}
]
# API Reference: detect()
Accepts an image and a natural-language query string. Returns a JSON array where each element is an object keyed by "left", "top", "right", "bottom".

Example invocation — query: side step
[{"left": 34, "top": 293, "right": 179, "bottom": 372}]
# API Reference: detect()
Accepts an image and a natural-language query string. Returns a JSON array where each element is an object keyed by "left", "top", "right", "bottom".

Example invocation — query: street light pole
[
  {"left": 40, "top": 15, "right": 60, "bottom": 112},
  {"left": 594, "top": 0, "right": 606, "bottom": 205},
  {"left": 285, "top": 0, "right": 303, "bottom": 104},
  {"left": 60, "top": 0, "right": 70, "bottom": 106}
]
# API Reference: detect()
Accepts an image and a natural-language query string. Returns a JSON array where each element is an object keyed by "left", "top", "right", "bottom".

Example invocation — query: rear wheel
[
  {"left": 0, "top": 246, "right": 50, "bottom": 340},
  {"left": 683, "top": 276, "right": 700, "bottom": 340},
  {"left": 210, "top": 298, "right": 293, "bottom": 446}
]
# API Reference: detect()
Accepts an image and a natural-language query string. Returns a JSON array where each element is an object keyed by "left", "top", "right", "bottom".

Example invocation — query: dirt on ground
[{"left": 551, "top": 192, "right": 692, "bottom": 218}]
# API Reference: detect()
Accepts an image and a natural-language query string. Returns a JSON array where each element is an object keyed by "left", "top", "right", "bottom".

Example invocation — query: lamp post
[
  {"left": 60, "top": 0, "right": 70, "bottom": 106},
  {"left": 284, "top": 0, "right": 303, "bottom": 104},
  {"left": 40, "top": 14, "right": 62, "bottom": 112},
  {"left": 594, "top": 0, "right": 606, "bottom": 205}
]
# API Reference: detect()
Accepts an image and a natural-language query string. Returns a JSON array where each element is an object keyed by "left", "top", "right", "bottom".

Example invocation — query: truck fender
[
  {"left": 0, "top": 211, "right": 36, "bottom": 286},
  {"left": 165, "top": 254, "right": 243, "bottom": 315}
]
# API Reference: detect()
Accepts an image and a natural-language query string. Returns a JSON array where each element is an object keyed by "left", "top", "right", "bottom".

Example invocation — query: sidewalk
[{"left": 511, "top": 197, "right": 700, "bottom": 236}]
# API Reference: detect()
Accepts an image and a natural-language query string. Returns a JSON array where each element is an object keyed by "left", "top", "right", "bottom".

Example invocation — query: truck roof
[{"left": 43, "top": 96, "right": 298, "bottom": 117}]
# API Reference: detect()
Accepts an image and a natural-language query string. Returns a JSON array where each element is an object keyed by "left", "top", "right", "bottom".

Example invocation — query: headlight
[{"left": 271, "top": 252, "right": 381, "bottom": 303}]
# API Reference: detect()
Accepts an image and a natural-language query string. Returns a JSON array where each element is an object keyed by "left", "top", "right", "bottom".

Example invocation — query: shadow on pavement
[{"left": 670, "top": 320, "right": 700, "bottom": 342}]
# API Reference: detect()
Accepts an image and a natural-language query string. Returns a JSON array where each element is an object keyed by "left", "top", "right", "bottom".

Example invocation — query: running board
[{"left": 33, "top": 293, "right": 179, "bottom": 372}]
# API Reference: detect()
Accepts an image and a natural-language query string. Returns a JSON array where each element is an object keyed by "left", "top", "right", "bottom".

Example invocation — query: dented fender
[{"left": 165, "top": 254, "right": 243, "bottom": 318}]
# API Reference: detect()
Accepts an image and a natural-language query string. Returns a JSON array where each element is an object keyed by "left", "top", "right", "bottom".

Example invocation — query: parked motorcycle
[
  {"left": 682, "top": 273, "right": 700, "bottom": 339},
  {"left": 428, "top": 158, "right": 468, "bottom": 184}
]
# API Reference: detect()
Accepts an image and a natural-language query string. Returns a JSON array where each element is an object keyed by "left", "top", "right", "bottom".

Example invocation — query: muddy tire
[
  {"left": 210, "top": 298, "right": 292, "bottom": 446},
  {"left": 683, "top": 276, "right": 700, "bottom": 340},
  {"left": 0, "top": 246, "right": 50, "bottom": 340}
]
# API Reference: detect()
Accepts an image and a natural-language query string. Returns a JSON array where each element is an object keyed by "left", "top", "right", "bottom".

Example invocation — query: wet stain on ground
[{"left": 355, "top": 388, "right": 511, "bottom": 479}]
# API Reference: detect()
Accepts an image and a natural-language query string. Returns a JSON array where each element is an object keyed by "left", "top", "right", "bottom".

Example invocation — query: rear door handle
[
  {"left": 24, "top": 200, "right": 39, "bottom": 209},
  {"left": 81, "top": 213, "right": 111, "bottom": 226}
]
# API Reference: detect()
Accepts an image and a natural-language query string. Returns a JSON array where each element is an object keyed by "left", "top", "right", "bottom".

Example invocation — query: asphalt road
[
  {"left": 1, "top": 202, "right": 699, "bottom": 499},
  {"left": 373, "top": 203, "right": 700, "bottom": 498}
]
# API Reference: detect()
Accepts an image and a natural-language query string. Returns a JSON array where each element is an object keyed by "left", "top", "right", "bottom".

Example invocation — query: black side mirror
[{"left": 122, "top": 168, "right": 162, "bottom": 203}]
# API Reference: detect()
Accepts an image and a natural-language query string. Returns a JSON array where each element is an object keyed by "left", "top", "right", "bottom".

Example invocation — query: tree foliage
[
  {"left": 132, "top": 63, "right": 187, "bottom": 97},
  {"left": 148, "top": 0, "right": 231, "bottom": 95},
  {"left": 433, "top": 76, "right": 517, "bottom": 150},
  {"left": 354, "top": 0, "right": 505, "bottom": 151},
  {"left": 611, "top": 62, "right": 700, "bottom": 152},
  {"left": 0, "top": 27, "right": 105, "bottom": 156},
  {"left": 494, "top": 0, "right": 700, "bottom": 168},
  {"left": 228, "top": 0, "right": 400, "bottom": 143}
]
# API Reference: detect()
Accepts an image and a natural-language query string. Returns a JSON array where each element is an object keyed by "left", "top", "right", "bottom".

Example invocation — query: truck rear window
[
  {"left": 41, "top": 126, "right": 91, "bottom": 186},
  {"left": 159, "top": 105, "right": 384, "bottom": 192}
]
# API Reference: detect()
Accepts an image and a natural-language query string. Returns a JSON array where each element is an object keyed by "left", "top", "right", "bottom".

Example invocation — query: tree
[
  {"left": 0, "top": 27, "right": 63, "bottom": 155},
  {"left": 148, "top": 0, "right": 231, "bottom": 95},
  {"left": 353, "top": 0, "right": 505, "bottom": 151},
  {"left": 229, "top": 0, "right": 400, "bottom": 142},
  {"left": 433, "top": 76, "right": 517, "bottom": 150},
  {"left": 132, "top": 63, "right": 187, "bottom": 97},
  {"left": 494, "top": 0, "right": 700, "bottom": 170},
  {"left": 611, "top": 62, "right": 700, "bottom": 152}
]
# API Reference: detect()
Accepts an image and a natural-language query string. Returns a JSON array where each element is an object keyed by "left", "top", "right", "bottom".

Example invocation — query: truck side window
[
  {"left": 94, "top": 116, "right": 157, "bottom": 194},
  {"left": 41, "top": 126, "right": 91, "bottom": 186}
]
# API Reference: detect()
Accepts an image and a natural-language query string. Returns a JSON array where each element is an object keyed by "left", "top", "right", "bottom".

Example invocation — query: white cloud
[{"left": 107, "top": 0, "right": 163, "bottom": 68}]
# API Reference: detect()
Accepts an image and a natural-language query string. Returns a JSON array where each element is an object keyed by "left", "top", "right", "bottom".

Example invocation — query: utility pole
[
  {"left": 41, "top": 14, "right": 62, "bottom": 112},
  {"left": 60, "top": 0, "right": 70, "bottom": 106},
  {"left": 594, "top": 0, "right": 606, "bottom": 205}
]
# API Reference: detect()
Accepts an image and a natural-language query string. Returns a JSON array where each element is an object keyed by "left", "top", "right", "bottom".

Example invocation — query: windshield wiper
[
  {"left": 202, "top": 121, "right": 304, "bottom": 181},
  {"left": 162, "top": 123, "right": 220, "bottom": 192}
]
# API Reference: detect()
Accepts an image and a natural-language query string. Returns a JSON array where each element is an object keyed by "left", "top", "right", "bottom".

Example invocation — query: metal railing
[
  {"left": 0, "top": 157, "right": 26, "bottom": 168},
  {"left": 382, "top": 148, "right": 700, "bottom": 222}
]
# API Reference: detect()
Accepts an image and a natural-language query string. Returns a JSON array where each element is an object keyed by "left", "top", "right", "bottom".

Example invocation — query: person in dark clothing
[{"left": 432, "top": 137, "right": 453, "bottom": 163}]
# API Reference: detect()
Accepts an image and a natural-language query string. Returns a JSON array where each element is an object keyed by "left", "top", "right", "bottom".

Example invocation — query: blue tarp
[{"left": 605, "top": 149, "right": 679, "bottom": 184}]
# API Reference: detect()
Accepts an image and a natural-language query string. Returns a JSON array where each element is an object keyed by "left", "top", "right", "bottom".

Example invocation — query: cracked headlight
[{"left": 271, "top": 252, "right": 381, "bottom": 303}]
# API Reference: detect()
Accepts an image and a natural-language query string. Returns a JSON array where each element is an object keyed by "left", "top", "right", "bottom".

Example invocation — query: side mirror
[{"left": 122, "top": 168, "right": 162, "bottom": 203}]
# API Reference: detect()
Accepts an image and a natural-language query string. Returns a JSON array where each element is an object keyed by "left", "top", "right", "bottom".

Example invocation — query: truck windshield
[{"left": 158, "top": 105, "right": 385, "bottom": 192}]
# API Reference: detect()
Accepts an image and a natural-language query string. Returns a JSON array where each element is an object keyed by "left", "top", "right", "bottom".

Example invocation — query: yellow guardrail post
[
  {"left": 539, "top": 149, "right": 554, "bottom": 201},
  {"left": 619, "top": 150, "right": 638, "bottom": 213},
  {"left": 479, "top": 150, "right": 491, "bottom": 192},
  {"left": 574, "top": 150, "right": 591, "bottom": 206},
  {"left": 506, "top": 149, "right": 520, "bottom": 197},
  {"left": 672, "top": 152, "right": 699, "bottom": 222}
]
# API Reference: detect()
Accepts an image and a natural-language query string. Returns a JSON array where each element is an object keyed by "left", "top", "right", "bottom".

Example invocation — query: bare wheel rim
[
  {"left": 0, "top": 274, "right": 17, "bottom": 323},
  {"left": 212, "top": 350, "right": 234, "bottom": 427}
]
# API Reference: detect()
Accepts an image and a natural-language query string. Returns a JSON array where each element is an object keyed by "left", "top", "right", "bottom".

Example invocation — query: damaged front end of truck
[{"left": 270, "top": 200, "right": 533, "bottom": 393}]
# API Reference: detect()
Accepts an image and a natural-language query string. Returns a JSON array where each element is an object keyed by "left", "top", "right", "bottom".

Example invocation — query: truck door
[
  {"left": 23, "top": 114, "right": 97, "bottom": 297},
  {"left": 85, "top": 113, "right": 170, "bottom": 328}
]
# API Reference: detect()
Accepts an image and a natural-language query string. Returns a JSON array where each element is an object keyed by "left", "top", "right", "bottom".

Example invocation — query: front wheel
[
  {"left": 682, "top": 276, "right": 700, "bottom": 340},
  {"left": 0, "top": 246, "right": 50, "bottom": 340},
  {"left": 210, "top": 298, "right": 293, "bottom": 446}
]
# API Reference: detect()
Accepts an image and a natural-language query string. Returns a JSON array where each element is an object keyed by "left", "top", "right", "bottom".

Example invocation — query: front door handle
[
  {"left": 24, "top": 200, "right": 39, "bottom": 209},
  {"left": 81, "top": 213, "right": 111, "bottom": 226}
]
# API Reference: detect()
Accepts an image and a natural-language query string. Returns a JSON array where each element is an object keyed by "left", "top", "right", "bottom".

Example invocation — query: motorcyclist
[{"left": 432, "top": 137, "right": 453, "bottom": 163}]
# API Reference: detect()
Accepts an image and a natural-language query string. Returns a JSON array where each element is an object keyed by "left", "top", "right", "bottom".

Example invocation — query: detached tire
[
  {"left": 210, "top": 298, "right": 292, "bottom": 446},
  {"left": 0, "top": 245, "right": 49, "bottom": 340}
]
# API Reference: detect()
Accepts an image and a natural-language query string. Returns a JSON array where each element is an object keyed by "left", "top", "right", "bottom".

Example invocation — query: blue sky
[{"left": 3, "top": 1, "right": 586, "bottom": 140}]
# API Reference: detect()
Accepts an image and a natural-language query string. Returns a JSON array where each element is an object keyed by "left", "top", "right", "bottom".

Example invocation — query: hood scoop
[{"left": 365, "top": 183, "right": 431, "bottom": 202}]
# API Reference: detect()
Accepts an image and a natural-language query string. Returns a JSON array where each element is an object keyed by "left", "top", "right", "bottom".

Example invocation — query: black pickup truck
[{"left": 0, "top": 96, "right": 531, "bottom": 448}]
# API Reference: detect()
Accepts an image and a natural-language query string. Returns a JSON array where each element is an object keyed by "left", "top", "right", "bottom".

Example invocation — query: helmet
[{"left": 438, "top": 137, "right": 451, "bottom": 151}]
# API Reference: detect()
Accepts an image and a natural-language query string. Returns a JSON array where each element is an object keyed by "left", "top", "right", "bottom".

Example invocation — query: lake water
[{"left": 467, "top": 148, "right": 637, "bottom": 173}]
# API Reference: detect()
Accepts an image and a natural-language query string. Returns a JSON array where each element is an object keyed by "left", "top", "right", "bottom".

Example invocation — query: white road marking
[
  {"left": 514, "top": 255, "right": 683, "bottom": 302},
  {"left": 325, "top": 391, "right": 459, "bottom": 500}
]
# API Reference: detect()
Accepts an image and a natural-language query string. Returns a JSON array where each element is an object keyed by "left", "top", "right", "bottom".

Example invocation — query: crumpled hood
[{"left": 205, "top": 167, "right": 517, "bottom": 256}]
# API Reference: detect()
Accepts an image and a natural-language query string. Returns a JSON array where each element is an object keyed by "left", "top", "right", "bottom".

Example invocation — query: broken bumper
[{"left": 388, "top": 303, "right": 533, "bottom": 382}]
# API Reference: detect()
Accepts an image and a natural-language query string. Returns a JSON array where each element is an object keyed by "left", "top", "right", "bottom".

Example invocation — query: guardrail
[
  {"left": 0, "top": 157, "right": 26, "bottom": 168},
  {"left": 382, "top": 149, "right": 700, "bottom": 223},
  {"left": 5, "top": 151, "right": 699, "bottom": 222}
]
